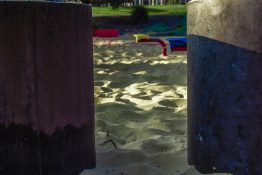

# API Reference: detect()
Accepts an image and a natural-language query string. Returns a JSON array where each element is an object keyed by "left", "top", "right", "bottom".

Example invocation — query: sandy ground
[{"left": 81, "top": 36, "right": 230, "bottom": 175}]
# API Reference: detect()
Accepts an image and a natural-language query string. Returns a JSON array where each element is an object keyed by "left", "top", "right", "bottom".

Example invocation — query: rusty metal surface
[
  {"left": 0, "top": 2, "right": 95, "bottom": 174},
  {"left": 187, "top": 0, "right": 262, "bottom": 174}
]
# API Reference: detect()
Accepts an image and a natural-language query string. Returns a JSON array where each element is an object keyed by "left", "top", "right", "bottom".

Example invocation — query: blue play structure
[{"left": 167, "top": 37, "right": 187, "bottom": 51}]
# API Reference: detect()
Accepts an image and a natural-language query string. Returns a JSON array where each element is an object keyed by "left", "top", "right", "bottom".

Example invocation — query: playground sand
[{"left": 81, "top": 36, "right": 230, "bottom": 175}]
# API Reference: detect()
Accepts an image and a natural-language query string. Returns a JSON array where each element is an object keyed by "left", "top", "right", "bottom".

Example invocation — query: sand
[{"left": 81, "top": 36, "right": 230, "bottom": 175}]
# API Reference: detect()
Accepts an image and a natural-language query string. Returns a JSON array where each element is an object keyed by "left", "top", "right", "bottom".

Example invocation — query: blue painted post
[{"left": 187, "top": 0, "right": 262, "bottom": 174}]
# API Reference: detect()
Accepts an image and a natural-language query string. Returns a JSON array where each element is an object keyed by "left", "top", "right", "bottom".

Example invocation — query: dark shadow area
[
  {"left": 93, "top": 15, "right": 186, "bottom": 36},
  {"left": 187, "top": 35, "right": 262, "bottom": 175},
  {"left": 145, "top": 8, "right": 166, "bottom": 13},
  {"left": 0, "top": 124, "right": 95, "bottom": 175}
]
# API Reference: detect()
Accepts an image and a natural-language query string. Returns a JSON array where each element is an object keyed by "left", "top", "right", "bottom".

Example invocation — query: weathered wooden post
[
  {"left": 0, "top": 2, "right": 95, "bottom": 175},
  {"left": 187, "top": 0, "right": 262, "bottom": 174}
]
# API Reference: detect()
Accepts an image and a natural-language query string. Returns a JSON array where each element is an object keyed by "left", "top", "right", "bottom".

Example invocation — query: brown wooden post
[
  {"left": 188, "top": 0, "right": 262, "bottom": 174},
  {"left": 0, "top": 2, "right": 95, "bottom": 175}
]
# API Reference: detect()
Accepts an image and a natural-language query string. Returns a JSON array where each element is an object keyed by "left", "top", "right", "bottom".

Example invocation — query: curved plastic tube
[
  {"left": 138, "top": 38, "right": 167, "bottom": 56},
  {"left": 93, "top": 29, "right": 119, "bottom": 37}
]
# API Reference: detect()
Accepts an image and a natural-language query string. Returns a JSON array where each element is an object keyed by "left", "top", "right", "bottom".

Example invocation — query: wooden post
[
  {"left": 0, "top": 2, "right": 95, "bottom": 175},
  {"left": 188, "top": 0, "right": 262, "bottom": 174}
]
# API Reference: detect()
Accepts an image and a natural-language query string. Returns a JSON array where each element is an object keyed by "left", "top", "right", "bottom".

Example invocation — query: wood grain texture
[{"left": 0, "top": 2, "right": 95, "bottom": 174}]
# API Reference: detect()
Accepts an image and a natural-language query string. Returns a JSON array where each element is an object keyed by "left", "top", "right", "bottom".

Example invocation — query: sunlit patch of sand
[{"left": 82, "top": 36, "right": 230, "bottom": 175}]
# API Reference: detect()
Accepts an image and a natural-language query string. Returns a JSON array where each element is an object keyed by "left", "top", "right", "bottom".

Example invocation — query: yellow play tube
[{"left": 134, "top": 34, "right": 150, "bottom": 42}]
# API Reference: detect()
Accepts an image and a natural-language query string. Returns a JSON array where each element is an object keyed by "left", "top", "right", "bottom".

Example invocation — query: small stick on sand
[{"left": 104, "top": 139, "right": 118, "bottom": 150}]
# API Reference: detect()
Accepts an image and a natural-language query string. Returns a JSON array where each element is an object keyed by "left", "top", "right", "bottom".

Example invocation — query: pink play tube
[{"left": 93, "top": 29, "right": 119, "bottom": 37}]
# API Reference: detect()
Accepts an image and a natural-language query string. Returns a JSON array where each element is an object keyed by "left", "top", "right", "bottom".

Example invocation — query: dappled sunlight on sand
[{"left": 82, "top": 36, "right": 229, "bottom": 175}]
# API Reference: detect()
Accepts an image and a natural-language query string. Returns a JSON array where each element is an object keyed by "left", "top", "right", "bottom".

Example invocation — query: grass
[{"left": 92, "top": 5, "right": 186, "bottom": 16}]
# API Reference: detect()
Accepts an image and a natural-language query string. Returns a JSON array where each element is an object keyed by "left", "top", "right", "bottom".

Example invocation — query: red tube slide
[{"left": 138, "top": 38, "right": 167, "bottom": 56}]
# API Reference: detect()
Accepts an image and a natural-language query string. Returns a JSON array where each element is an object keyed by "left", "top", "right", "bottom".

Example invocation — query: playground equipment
[
  {"left": 134, "top": 34, "right": 188, "bottom": 56},
  {"left": 134, "top": 34, "right": 167, "bottom": 56},
  {"left": 93, "top": 29, "right": 119, "bottom": 37},
  {"left": 167, "top": 38, "right": 187, "bottom": 51}
]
